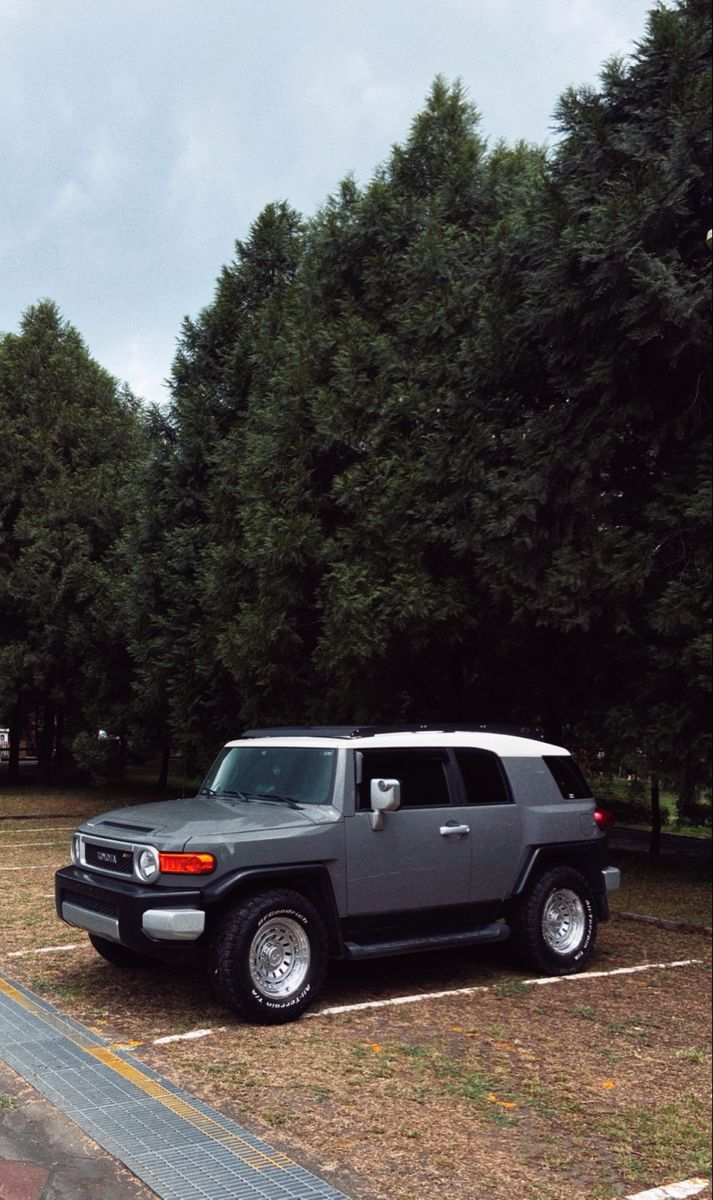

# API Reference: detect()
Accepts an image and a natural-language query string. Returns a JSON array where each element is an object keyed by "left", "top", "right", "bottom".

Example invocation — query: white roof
[{"left": 227, "top": 730, "right": 568, "bottom": 757}]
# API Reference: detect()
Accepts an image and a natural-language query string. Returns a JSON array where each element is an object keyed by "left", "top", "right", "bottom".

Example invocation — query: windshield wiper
[
  {"left": 200, "top": 786, "right": 250, "bottom": 800},
  {"left": 249, "top": 792, "right": 303, "bottom": 810},
  {"left": 200, "top": 787, "right": 302, "bottom": 809}
]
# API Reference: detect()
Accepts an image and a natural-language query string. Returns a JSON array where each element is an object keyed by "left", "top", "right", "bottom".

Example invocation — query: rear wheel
[
  {"left": 510, "top": 866, "right": 597, "bottom": 975},
  {"left": 88, "top": 934, "right": 151, "bottom": 968},
  {"left": 209, "top": 889, "right": 328, "bottom": 1024}
]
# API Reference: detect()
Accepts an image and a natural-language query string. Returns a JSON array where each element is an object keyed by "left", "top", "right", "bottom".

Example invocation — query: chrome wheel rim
[
  {"left": 541, "top": 888, "right": 586, "bottom": 955},
  {"left": 249, "top": 917, "right": 310, "bottom": 999}
]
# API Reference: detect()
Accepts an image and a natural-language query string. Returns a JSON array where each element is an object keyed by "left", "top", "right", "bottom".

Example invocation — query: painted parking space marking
[
  {"left": 625, "top": 1178, "right": 710, "bottom": 1199},
  {"left": 0, "top": 969, "right": 350, "bottom": 1200},
  {"left": 152, "top": 1027, "right": 227, "bottom": 1045},
  {"left": 0, "top": 826, "right": 76, "bottom": 833},
  {"left": 6, "top": 944, "right": 81, "bottom": 958},
  {"left": 118, "top": 958, "right": 706, "bottom": 1048},
  {"left": 0, "top": 864, "right": 55, "bottom": 871},
  {"left": 306, "top": 959, "right": 704, "bottom": 1019},
  {"left": 0, "top": 840, "right": 70, "bottom": 848}
]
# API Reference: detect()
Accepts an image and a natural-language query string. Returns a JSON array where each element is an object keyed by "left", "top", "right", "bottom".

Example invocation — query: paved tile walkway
[{"left": 0, "top": 972, "right": 350, "bottom": 1200}]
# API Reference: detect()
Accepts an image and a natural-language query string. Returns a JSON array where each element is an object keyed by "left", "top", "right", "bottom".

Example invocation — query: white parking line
[
  {"left": 0, "top": 841, "right": 69, "bottom": 848},
  {"left": 0, "top": 865, "right": 55, "bottom": 871},
  {"left": 0, "top": 827, "right": 76, "bottom": 833},
  {"left": 306, "top": 959, "right": 704, "bottom": 1018},
  {"left": 626, "top": 1178, "right": 709, "bottom": 1199},
  {"left": 7, "top": 944, "right": 81, "bottom": 958},
  {"left": 152, "top": 1027, "right": 227, "bottom": 1045}
]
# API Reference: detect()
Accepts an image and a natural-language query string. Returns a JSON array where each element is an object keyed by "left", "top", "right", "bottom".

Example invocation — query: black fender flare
[
  {"left": 200, "top": 864, "right": 345, "bottom": 956},
  {"left": 509, "top": 841, "right": 612, "bottom": 921}
]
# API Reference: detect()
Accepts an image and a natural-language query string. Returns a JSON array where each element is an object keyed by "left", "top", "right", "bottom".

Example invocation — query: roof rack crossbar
[{"left": 239, "top": 724, "right": 545, "bottom": 741}]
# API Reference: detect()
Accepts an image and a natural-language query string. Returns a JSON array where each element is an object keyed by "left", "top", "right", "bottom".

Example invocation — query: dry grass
[
  {"left": 1, "top": 788, "right": 710, "bottom": 1200},
  {"left": 610, "top": 848, "right": 711, "bottom": 927}
]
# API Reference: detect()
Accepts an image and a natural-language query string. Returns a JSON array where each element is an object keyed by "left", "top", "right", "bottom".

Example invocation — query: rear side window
[
  {"left": 455, "top": 750, "right": 512, "bottom": 806},
  {"left": 357, "top": 750, "right": 451, "bottom": 809},
  {"left": 544, "top": 756, "right": 592, "bottom": 800}
]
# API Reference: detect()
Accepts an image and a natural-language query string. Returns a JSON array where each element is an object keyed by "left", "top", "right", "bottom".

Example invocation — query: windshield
[{"left": 200, "top": 746, "right": 337, "bottom": 807}]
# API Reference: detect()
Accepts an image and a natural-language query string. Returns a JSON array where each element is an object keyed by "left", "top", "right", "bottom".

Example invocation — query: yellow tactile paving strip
[{"left": 0, "top": 970, "right": 349, "bottom": 1200}]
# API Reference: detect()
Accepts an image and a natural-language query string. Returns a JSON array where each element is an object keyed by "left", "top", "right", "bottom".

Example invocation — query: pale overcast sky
[{"left": 2, "top": 0, "right": 655, "bottom": 407}]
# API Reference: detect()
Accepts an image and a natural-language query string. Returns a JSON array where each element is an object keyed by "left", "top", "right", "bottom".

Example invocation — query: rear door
[
  {"left": 451, "top": 748, "right": 523, "bottom": 903},
  {"left": 344, "top": 748, "right": 472, "bottom": 915}
]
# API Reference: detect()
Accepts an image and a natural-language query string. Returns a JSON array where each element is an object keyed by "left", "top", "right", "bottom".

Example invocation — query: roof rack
[{"left": 239, "top": 724, "right": 546, "bottom": 741}]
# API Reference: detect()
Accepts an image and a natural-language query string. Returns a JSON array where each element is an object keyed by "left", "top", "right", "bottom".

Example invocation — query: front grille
[
  {"left": 63, "top": 890, "right": 119, "bottom": 919},
  {"left": 85, "top": 842, "right": 134, "bottom": 876}
]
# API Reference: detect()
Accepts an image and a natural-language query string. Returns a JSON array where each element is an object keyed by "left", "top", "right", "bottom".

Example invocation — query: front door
[{"left": 345, "top": 748, "right": 472, "bottom": 915}]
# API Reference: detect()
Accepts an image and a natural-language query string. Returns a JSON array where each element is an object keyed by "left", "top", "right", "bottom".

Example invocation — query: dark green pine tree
[
  {"left": 0, "top": 301, "right": 145, "bottom": 777},
  {"left": 468, "top": 0, "right": 711, "bottom": 780},
  {"left": 154, "top": 202, "right": 305, "bottom": 756}
]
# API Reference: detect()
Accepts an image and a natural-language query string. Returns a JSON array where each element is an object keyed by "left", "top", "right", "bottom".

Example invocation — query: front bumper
[{"left": 55, "top": 866, "right": 205, "bottom": 962}]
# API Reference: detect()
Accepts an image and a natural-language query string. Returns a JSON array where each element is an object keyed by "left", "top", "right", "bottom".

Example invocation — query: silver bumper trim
[
  {"left": 602, "top": 866, "right": 621, "bottom": 893},
  {"left": 142, "top": 909, "right": 205, "bottom": 941},
  {"left": 62, "top": 902, "right": 120, "bottom": 942}
]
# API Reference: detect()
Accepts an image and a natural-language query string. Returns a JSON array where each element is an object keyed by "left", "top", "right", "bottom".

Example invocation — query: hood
[{"left": 81, "top": 794, "right": 322, "bottom": 847}]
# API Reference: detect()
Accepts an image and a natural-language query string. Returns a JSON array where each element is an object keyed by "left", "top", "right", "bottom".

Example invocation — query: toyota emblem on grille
[{"left": 97, "top": 850, "right": 119, "bottom": 865}]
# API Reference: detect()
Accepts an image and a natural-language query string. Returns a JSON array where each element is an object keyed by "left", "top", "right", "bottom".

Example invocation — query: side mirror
[{"left": 370, "top": 778, "right": 401, "bottom": 831}]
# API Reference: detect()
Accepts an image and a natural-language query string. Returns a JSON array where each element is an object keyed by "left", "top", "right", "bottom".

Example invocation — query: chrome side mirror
[{"left": 370, "top": 778, "right": 401, "bottom": 830}]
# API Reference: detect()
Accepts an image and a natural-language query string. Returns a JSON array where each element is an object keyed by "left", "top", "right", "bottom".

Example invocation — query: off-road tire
[
  {"left": 510, "top": 866, "right": 597, "bottom": 976},
  {"left": 209, "top": 888, "right": 328, "bottom": 1024},
  {"left": 89, "top": 933, "right": 151, "bottom": 968}
]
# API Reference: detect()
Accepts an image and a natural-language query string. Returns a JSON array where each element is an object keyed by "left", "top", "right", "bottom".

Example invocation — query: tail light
[{"left": 594, "top": 807, "right": 615, "bottom": 830}]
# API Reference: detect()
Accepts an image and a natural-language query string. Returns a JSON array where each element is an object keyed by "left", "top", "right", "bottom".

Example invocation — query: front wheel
[
  {"left": 510, "top": 866, "right": 597, "bottom": 976},
  {"left": 209, "top": 889, "right": 328, "bottom": 1024}
]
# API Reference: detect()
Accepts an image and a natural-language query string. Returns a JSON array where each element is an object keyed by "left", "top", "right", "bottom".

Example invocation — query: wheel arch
[
  {"left": 202, "top": 865, "right": 344, "bottom": 957},
  {"left": 508, "top": 843, "right": 610, "bottom": 920}
]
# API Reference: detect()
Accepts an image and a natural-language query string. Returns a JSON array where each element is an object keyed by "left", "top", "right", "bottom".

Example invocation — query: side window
[
  {"left": 358, "top": 750, "right": 451, "bottom": 810},
  {"left": 543, "top": 755, "right": 592, "bottom": 800},
  {"left": 455, "top": 749, "right": 512, "bottom": 806}
]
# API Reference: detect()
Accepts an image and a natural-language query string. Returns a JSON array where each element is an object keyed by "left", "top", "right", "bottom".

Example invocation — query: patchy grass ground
[
  {"left": 0, "top": 787, "right": 710, "bottom": 1200},
  {"left": 610, "top": 848, "right": 712, "bottom": 927}
]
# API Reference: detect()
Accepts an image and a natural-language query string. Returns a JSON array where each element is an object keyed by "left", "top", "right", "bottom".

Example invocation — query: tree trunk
[
  {"left": 8, "top": 701, "right": 21, "bottom": 780},
  {"left": 38, "top": 702, "right": 56, "bottom": 778},
  {"left": 649, "top": 774, "right": 661, "bottom": 858},
  {"left": 676, "top": 760, "right": 697, "bottom": 824},
  {"left": 54, "top": 705, "right": 65, "bottom": 775},
  {"left": 118, "top": 733, "right": 128, "bottom": 778},
  {"left": 157, "top": 741, "right": 170, "bottom": 790}
]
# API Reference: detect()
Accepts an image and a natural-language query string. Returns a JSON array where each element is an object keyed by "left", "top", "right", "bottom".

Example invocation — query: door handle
[{"left": 440, "top": 824, "right": 470, "bottom": 837}]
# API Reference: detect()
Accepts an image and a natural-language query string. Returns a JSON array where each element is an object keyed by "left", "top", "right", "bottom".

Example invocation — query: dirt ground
[{"left": 1, "top": 794, "right": 711, "bottom": 1200}]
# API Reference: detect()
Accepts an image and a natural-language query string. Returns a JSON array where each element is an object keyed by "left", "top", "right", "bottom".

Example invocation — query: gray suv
[{"left": 55, "top": 725, "right": 620, "bottom": 1023}]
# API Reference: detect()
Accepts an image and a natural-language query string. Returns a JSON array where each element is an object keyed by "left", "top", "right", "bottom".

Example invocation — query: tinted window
[
  {"left": 455, "top": 750, "right": 511, "bottom": 805},
  {"left": 202, "top": 746, "right": 336, "bottom": 805},
  {"left": 544, "top": 756, "right": 592, "bottom": 800},
  {"left": 358, "top": 750, "right": 450, "bottom": 809}
]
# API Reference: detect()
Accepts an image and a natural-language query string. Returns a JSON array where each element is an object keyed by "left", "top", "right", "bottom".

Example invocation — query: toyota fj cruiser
[{"left": 55, "top": 725, "right": 620, "bottom": 1023}]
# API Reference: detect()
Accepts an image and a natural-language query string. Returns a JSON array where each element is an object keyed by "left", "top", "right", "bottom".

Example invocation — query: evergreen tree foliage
[
  {"left": 0, "top": 301, "right": 145, "bottom": 775},
  {"left": 154, "top": 2, "right": 709, "bottom": 797},
  {"left": 2, "top": 1, "right": 708, "bottom": 807}
]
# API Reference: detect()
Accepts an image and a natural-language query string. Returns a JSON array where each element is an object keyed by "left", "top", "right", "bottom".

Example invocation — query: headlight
[
  {"left": 136, "top": 847, "right": 160, "bottom": 882},
  {"left": 70, "top": 835, "right": 81, "bottom": 865}
]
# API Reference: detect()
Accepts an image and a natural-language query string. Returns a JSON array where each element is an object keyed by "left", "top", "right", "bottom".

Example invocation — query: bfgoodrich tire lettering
[
  {"left": 209, "top": 888, "right": 328, "bottom": 1024},
  {"left": 510, "top": 866, "right": 597, "bottom": 976}
]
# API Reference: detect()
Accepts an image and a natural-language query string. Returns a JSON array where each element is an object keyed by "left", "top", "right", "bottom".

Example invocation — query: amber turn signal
[{"left": 158, "top": 852, "right": 217, "bottom": 874}]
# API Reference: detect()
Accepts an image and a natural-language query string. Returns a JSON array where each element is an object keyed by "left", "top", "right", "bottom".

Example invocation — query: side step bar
[{"left": 343, "top": 922, "right": 510, "bottom": 961}]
